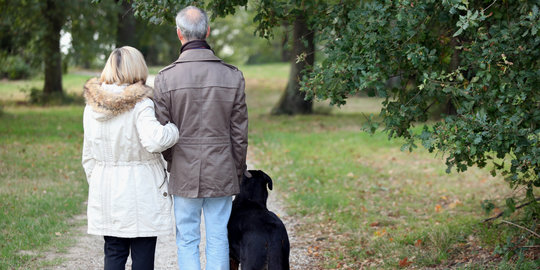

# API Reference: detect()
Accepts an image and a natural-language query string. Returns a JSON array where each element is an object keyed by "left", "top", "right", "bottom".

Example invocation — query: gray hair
[{"left": 175, "top": 6, "right": 209, "bottom": 41}]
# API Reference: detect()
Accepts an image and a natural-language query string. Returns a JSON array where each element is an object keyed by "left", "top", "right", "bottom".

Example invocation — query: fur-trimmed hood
[{"left": 83, "top": 78, "right": 153, "bottom": 121}]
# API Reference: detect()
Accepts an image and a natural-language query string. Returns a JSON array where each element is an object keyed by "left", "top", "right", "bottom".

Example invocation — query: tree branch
[
  {"left": 500, "top": 220, "right": 540, "bottom": 239},
  {"left": 483, "top": 197, "right": 540, "bottom": 222},
  {"left": 483, "top": 0, "right": 498, "bottom": 12}
]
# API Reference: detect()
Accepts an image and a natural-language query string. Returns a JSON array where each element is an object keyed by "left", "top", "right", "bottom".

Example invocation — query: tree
[
  {"left": 68, "top": 1, "right": 118, "bottom": 69},
  {"left": 116, "top": 0, "right": 137, "bottom": 47},
  {"left": 42, "top": 0, "right": 65, "bottom": 95},
  {"left": 0, "top": 0, "right": 117, "bottom": 97},
  {"left": 301, "top": 0, "right": 539, "bottom": 210},
  {"left": 128, "top": 0, "right": 323, "bottom": 115}
]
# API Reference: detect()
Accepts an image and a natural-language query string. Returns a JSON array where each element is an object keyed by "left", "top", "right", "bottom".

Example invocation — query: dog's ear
[{"left": 262, "top": 171, "right": 273, "bottom": 190}]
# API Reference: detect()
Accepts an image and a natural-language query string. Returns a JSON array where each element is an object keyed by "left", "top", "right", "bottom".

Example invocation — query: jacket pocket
[{"left": 202, "top": 144, "right": 235, "bottom": 184}]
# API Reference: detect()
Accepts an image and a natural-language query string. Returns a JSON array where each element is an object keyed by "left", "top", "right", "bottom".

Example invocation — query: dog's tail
[{"left": 267, "top": 232, "right": 290, "bottom": 270}]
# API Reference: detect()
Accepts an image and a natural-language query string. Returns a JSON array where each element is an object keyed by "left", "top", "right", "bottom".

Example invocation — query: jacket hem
[
  {"left": 87, "top": 228, "right": 173, "bottom": 238},
  {"left": 170, "top": 191, "right": 239, "bottom": 199}
]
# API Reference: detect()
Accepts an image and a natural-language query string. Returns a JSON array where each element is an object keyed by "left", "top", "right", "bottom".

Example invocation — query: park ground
[{"left": 0, "top": 63, "right": 538, "bottom": 269}]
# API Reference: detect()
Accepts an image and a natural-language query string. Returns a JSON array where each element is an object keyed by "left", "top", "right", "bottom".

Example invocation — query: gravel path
[{"left": 42, "top": 76, "right": 317, "bottom": 269}]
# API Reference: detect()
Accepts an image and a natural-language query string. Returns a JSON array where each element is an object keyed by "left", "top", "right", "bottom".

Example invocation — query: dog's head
[{"left": 239, "top": 170, "right": 273, "bottom": 208}]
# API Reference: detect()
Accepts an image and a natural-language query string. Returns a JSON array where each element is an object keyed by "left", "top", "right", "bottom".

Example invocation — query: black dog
[{"left": 228, "top": 170, "right": 290, "bottom": 270}]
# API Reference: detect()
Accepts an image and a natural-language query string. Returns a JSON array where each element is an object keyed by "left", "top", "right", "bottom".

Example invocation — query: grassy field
[
  {"left": 0, "top": 64, "right": 538, "bottom": 269},
  {"left": 0, "top": 106, "right": 87, "bottom": 269},
  {"left": 0, "top": 73, "right": 94, "bottom": 104}
]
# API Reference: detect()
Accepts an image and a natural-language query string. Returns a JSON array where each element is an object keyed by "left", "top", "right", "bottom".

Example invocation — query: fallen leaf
[
  {"left": 370, "top": 221, "right": 380, "bottom": 227},
  {"left": 399, "top": 257, "right": 412, "bottom": 267}
]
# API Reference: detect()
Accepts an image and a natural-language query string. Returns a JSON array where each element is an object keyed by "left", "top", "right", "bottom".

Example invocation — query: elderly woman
[{"left": 82, "top": 46, "right": 179, "bottom": 270}]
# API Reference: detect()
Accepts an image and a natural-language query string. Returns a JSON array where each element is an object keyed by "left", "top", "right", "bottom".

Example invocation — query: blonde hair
[{"left": 100, "top": 46, "right": 148, "bottom": 85}]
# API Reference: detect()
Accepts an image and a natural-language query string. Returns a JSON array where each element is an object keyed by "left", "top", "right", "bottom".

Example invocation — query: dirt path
[{"left": 42, "top": 77, "right": 317, "bottom": 269}]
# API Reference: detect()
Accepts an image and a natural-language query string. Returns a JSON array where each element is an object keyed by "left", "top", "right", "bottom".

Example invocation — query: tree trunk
[
  {"left": 42, "top": 0, "right": 64, "bottom": 96},
  {"left": 272, "top": 15, "right": 314, "bottom": 115},
  {"left": 280, "top": 21, "right": 291, "bottom": 62},
  {"left": 116, "top": 0, "right": 136, "bottom": 47}
]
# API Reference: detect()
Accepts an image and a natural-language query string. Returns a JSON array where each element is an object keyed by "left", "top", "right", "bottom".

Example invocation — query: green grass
[{"left": 0, "top": 106, "right": 87, "bottom": 269}]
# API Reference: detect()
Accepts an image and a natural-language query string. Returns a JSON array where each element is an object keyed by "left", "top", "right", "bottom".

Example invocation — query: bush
[
  {"left": 0, "top": 55, "right": 32, "bottom": 80},
  {"left": 28, "top": 87, "right": 84, "bottom": 106}
]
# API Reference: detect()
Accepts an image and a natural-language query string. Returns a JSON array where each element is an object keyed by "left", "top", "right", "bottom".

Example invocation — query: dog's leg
[{"left": 230, "top": 257, "right": 239, "bottom": 270}]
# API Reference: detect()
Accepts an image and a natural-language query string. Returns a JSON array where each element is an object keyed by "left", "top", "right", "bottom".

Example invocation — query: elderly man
[{"left": 152, "top": 5, "right": 248, "bottom": 270}]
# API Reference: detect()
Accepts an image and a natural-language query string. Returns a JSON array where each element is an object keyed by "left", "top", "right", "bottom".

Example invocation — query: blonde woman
[{"left": 82, "top": 46, "right": 179, "bottom": 270}]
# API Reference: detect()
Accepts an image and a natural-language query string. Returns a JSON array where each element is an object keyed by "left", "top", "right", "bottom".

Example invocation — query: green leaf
[{"left": 505, "top": 198, "right": 516, "bottom": 212}]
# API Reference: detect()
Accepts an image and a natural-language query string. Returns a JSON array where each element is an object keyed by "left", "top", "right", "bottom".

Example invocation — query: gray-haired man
[{"left": 152, "top": 6, "right": 248, "bottom": 270}]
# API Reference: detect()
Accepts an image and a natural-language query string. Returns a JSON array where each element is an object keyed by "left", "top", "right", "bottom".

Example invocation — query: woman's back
[{"left": 82, "top": 79, "right": 179, "bottom": 237}]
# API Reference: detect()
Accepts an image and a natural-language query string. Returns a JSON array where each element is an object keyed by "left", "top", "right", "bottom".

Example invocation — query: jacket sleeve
[
  {"left": 135, "top": 99, "right": 179, "bottom": 153},
  {"left": 153, "top": 74, "right": 174, "bottom": 164},
  {"left": 230, "top": 75, "right": 248, "bottom": 180},
  {"left": 81, "top": 106, "right": 96, "bottom": 182}
]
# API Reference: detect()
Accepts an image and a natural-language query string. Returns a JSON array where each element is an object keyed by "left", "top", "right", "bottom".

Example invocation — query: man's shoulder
[
  {"left": 219, "top": 61, "right": 244, "bottom": 78},
  {"left": 157, "top": 62, "right": 177, "bottom": 75},
  {"left": 220, "top": 61, "right": 239, "bottom": 72}
]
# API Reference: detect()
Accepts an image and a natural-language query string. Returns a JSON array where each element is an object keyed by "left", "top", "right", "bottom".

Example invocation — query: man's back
[{"left": 153, "top": 48, "right": 248, "bottom": 198}]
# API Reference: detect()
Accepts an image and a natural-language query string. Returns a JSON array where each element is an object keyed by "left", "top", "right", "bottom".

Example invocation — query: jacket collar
[
  {"left": 83, "top": 78, "right": 153, "bottom": 117},
  {"left": 175, "top": 48, "right": 222, "bottom": 63}
]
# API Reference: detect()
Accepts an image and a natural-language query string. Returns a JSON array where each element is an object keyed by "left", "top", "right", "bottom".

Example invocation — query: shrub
[
  {"left": 28, "top": 87, "right": 84, "bottom": 106},
  {"left": 0, "top": 55, "right": 33, "bottom": 80}
]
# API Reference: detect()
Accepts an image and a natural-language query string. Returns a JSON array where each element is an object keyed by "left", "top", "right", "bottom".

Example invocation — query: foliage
[
  {"left": 105, "top": 0, "right": 287, "bottom": 65},
  {"left": 0, "top": 54, "right": 32, "bottom": 79},
  {"left": 125, "top": 0, "right": 336, "bottom": 41},
  {"left": 210, "top": 6, "right": 285, "bottom": 65},
  {"left": 300, "top": 0, "right": 539, "bottom": 209},
  {"left": 66, "top": 0, "right": 118, "bottom": 68}
]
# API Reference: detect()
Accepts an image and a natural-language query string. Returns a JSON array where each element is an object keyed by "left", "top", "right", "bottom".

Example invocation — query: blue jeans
[{"left": 174, "top": 195, "right": 232, "bottom": 270}]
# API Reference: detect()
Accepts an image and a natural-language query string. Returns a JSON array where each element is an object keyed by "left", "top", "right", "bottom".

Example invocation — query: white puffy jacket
[{"left": 82, "top": 78, "right": 179, "bottom": 237}]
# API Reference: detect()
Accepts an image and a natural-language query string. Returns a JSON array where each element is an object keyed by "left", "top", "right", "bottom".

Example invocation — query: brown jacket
[{"left": 153, "top": 48, "right": 248, "bottom": 198}]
